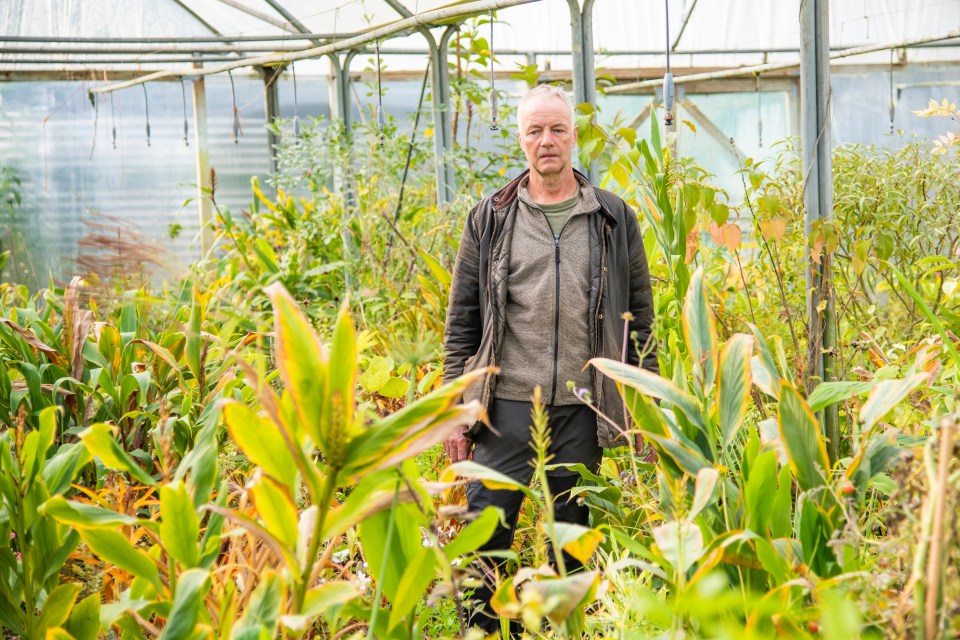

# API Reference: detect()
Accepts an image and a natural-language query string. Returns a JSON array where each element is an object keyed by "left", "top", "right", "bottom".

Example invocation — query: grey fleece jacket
[
  {"left": 443, "top": 169, "right": 658, "bottom": 448},
  {"left": 495, "top": 181, "right": 596, "bottom": 405}
]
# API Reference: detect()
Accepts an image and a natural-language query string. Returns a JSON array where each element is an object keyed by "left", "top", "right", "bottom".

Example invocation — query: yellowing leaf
[
  {"left": 721, "top": 223, "right": 742, "bottom": 252},
  {"left": 758, "top": 218, "right": 786, "bottom": 242}
]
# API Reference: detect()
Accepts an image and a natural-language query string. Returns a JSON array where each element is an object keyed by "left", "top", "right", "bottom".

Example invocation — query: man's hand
[{"left": 443, "top": 425, "right": 472, "bottom": 463}]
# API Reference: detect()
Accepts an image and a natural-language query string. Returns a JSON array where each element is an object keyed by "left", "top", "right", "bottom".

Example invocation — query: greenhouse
[{"left": 0, "top": 0, "right": 959, "bottom": 637}]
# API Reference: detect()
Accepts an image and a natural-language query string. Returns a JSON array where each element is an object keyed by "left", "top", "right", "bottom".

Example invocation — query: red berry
[
  {"left": 841, "top": 482, "right": 855, "bottom": 495},
  {"left": 808, "top": 621, "right": 820, "bottom": 634}
]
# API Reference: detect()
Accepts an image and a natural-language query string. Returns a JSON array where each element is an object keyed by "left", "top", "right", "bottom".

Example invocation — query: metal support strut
[
  {"left": 567, "top": 0, "right": 597, "bottom": 183},
  {"left": 800, "top": 0, "right": 839, "bottom": 464}
]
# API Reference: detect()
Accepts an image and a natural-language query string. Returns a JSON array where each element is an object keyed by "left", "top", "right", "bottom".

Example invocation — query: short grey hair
[{"left": 517, "top": 84, "right": 576, "bottom": 129}]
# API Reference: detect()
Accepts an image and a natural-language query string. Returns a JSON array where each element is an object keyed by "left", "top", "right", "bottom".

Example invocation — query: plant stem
[
  {"left": 924, "top": 415, "right": 955, "bottom": 639},
  {"left": 368, "top": 478, "right": 401, "bottom": 640},
  {"left": 295, "top": 465, "right": 340, "bottom": 613}
]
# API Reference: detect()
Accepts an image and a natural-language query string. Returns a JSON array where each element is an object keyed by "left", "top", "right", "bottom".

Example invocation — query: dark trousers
[{"left": 465, "top": 399, "right": 603, "bottom": 633}]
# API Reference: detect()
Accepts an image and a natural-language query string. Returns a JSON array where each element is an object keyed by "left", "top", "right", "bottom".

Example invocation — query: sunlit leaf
[
  {"left": 159, "top": 481, "right": 200, "bottom": 568},
  {"left": 690, "top": 467, "right": 719, "bottom": 520},
  {"left": 859, "top": 373, "right": 929, "bottom": 432},
  {"left": 223, "top": 401, "right": 298, "bottom": 490},
  {"left": 550, "top": 522, "right": 604, "bottom": 564},
  {"left": 716, "top": 334, "right": 753, "bottom": 450},
  {"left": 653, "top": 520, "right": 704, "bottom": 573},
  {"left": 777, "top": 381, "right": 830, "bottom": 491},
  {"left": 682, "top": 268, "right": 718, "bottom": 389},
  {"left": 41, "top": 496, "right": 139, "bottom": 528},
  {"left": 589, "top": 358, "right": 707, "bottom": 436},
  {"left": 78, "top": 423, "right": 155, "bottom": 486},
  {"left": 79, "top": 528, "right": 162, "bottom": 592},
  {"left": 158, "top": 569, "right": 210, "bottom": 640},
  {"left": 248, "top": 471, "right": 299, "bottom": 551}
]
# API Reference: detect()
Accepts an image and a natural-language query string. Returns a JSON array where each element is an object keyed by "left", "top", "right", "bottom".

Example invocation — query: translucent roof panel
[{"left": 0, "top": 0, "right": 957, "bottom": 72}]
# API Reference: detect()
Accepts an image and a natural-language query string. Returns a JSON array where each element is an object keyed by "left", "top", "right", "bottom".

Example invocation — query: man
[{"left": 442, "top": 85, "right": 658, "bottom": 631}]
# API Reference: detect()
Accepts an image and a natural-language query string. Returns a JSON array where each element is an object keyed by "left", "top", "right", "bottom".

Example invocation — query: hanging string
[
  {"left": 488, "top": 10, "right": 499, "bottom": 131},
  {"left": 141, "top": 84, "right": 151, "bottom": 147},
  {"left": 228, "top": 70, "right": 241, "bottom": 144},
  {"left": 756, "top": 72, "right": 763, "bottom": 148},
  {"left": 888, "top": 49, "right": 896, "bottom": 134},
  {"left": 109, "top": 91, "right": 117, "bottom": 149},
  {"left": 662, "top": 0, "right": 675, "bottom": 126},
  {"left": 291, "top": 63, "right": 301, "bottom": 138},
  {"left": 374, "top": 38, "right": 385, "bottom": 147},
  {"left": 180, "top": 77, "right": 189, "bottom": 147},
  {"left": 394, "top": 59, "right": 432, "bottom": 223}
]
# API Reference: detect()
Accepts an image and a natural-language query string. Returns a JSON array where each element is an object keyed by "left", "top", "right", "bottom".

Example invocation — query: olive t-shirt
[{"left": 538, "top": 188, "right": 581, "bottom": 238}]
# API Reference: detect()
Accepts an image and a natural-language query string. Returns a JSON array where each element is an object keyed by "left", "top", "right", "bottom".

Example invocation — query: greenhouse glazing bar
[
  {"left": 606, "top": 28, "right": 960, "bottom": 93},
  {"left": 87, "top": 0, "right": 539, "bottom": 96}
]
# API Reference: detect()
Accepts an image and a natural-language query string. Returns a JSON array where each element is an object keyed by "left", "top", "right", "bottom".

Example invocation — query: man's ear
[{"left": 573, "top": 125, "right": 579, "bottom": 144}]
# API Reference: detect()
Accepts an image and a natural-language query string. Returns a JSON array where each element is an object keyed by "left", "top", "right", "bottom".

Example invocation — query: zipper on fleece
[{"left": 550, "top": 235, "right": 561, "bottom": 404}]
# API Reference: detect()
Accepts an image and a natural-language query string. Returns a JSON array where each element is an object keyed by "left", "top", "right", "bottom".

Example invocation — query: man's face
[{"left": 517, "top": 95, "right": 578, "bottom": 178}]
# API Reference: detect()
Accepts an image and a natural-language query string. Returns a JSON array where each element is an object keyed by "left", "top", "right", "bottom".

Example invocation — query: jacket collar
[{"left": 490, "top": 168, "right": 617, "bottom": 226}]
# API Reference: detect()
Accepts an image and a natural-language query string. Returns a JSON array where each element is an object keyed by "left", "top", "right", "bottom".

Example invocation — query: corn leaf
[
  {"left": 807, "top": 381, "right": 876, "bottom": 413},
  {"left": 158, "top": 568, "right": 211, "bottom": 640},
  {"left": 551, "top": 522, "right": 604, "bottom": 564},
  {"left": 716, "top": 334, "right": 754, "bottom": 450},
  {"left": 223, "top": 401, "right": 298, "bottom": 490},
  {"left": 340, "top": 371, "right": 486, "bottom": 481},
  {"left": 248, "top": 471, "right": 299, "bottom": 551},
  {"left": 859, "top": 373, "right": 929, "bottom": 432},
  {"left": 777, "top": 381, "right": 830, "bottom": 491},
  {"left": 159, "top": 481, "right": 200, "bottom": 568},
  {"left": 37, "top": 582, "right": 79, "bottom": 632},
  {"left": 388, "top": 546, "right": 437, "bottom": 631},
  {"left": 78, "top": 423, "right": 156, "bottom": 486},
  {"left": 443, "top": 506, "right": 499, "bottom": 560},
  {"left": 682, "top": 268, "right": 718, "bottom": 388},
  {"left": 590, "top": 358, "right": 707, "bottom": 436},
  {"left": 64, "top": 593, "right": 100, "bottom": 640},
  {"left": 79, "top": 528, "right": 162, "bottom": 593},
  {"left": 41, "top": 496, "right": 140, "bottom": 529},
  {"left": 265, "top": 283, "right": 333, "bottom": 463}
]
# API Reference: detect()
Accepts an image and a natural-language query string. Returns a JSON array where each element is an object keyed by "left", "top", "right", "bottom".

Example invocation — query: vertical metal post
[
  {"left": 190, "top": 64, "right": 213, "bottom": 256},
  {"left": 260, "top": 65, "right": 281, "bottom": 175},
  {"left": 327, "top": 53, "right": 353, "bottom": 127},
  {"left": 580, "top": 0, "right": 597, "bottom": 107},
  {"left": 800, "top": 0, "right": 839, "bottom": 463},
  {"left": 567, "top": 0, "right": 598, "bottom": 182},
  {"left": 328, "top": 53, "right": 357, "bottom": 292},
  {"left": 433, "top": 26, "right": 457, "bottom": 203}
]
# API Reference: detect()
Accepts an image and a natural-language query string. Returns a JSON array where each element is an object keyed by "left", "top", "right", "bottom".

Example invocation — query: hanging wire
[
  {"left": 662, "top": 0, "right": 675, "bottom": 126},
  {"left": 109, "top": 91, "right": 117, "bottom": 150},
  {"left": 292, "top": 63, "right": 301, "bottom": 138},
  {"left": 488, "top": 10, "right": 499, "bottom": 131},
  {"left": 394, "top": 59, "right": 432, "bottom": 223},
  {"left": 888, "top": 49, "right": 896, "bottom": 134},
  {"left": 228, "top": 70, "right": 241, "bottom": 144},
  {"left": 141, "top": 84, "right": 151, "bottom": 147},
  {"left": 180, "top": 77, "right": 190, "bottom": 147},
  {"left": 756, "top": 72, "right": 763, "bottom": 147},
  {"left": 374, "top": 38, "right": 385, "bottom": 147}
]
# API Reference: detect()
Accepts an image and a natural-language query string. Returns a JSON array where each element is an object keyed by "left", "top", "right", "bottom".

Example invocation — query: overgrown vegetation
[{"left": 0, "top": 56, "right": 958, "bottom": 638}]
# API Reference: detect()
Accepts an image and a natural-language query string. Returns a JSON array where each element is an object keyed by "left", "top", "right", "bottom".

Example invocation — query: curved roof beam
[{"left": 89, "top": 0, "right": 537, "bottom": 96}]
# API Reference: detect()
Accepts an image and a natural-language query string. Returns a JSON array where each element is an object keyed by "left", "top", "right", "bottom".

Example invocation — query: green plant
[{"left": 0, "top": 407, "right": 94, "bottom": 637}]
